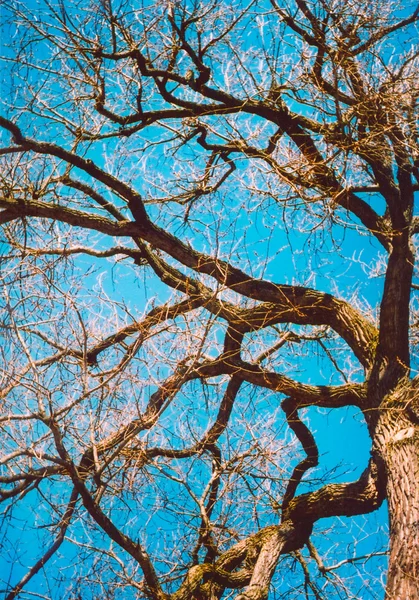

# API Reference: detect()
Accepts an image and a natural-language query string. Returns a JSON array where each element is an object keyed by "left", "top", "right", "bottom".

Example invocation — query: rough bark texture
[{"left": 373, "top": 385, "right": 419, "bottom": 599}]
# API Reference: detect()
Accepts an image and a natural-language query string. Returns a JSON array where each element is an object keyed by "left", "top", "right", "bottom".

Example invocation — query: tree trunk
[{"left": 374, "top": 386, "right": 419, "bottom": 599}]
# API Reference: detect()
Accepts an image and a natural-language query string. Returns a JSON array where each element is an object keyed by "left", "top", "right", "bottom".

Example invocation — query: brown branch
[
  {"left": 0, "top": 464, "right": 64, "bottom": 500},
  {"left": 83, "top": 295, "right": 204, "bottom": 365},
  {"left": 284, "top": 457, "right": 385, "bottom": 524},
  {"left": 281, "top": 397, "right": 319, "bottom": 511},
  {"left": 195, "top": 357, "right": 366, "bottom": 409},
  {"left": 136, "top": 230, "right": 378, "bottom": 366},
  {"left": 0, "top": 115, "right": 148, "bottom": 221},
  {"left": 0, "top": 190, "right": 378, "bottom": 365},
  {"left": 0, "top": 194, "right": 136, "bottom": 236},
  {"left": 5, "top": 487, "right": 79, "bottom": 600},
  {"left": 352, "top": 7, "right": 419, "bottom": 55},
  {"left": 234, "top": 523, "right": 304, "bottom": 600},
  {"left": 46, "top": 417, "right": 168, "bottom": 600},
  {"left": 173, "top": 460, "right": 384, "bottom": 599}
]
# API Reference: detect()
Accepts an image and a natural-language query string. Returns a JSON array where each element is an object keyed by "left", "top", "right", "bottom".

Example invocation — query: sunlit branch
[{"left": 195, "top": 357, "right": 366, "bottom": 408}]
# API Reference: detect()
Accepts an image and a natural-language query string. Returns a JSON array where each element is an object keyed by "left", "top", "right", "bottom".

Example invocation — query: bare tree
[{"left": 0, "top": 0, "right": 418, "bottom": 598}]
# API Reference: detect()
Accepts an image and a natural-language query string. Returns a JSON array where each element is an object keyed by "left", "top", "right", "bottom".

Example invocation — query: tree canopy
[{"left": 1, "top": 0, "right": 419, "bottom": 598}]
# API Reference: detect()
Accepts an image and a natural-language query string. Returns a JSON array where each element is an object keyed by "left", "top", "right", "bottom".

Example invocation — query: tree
[{"left": 0, "top": 0, "right": 418, "bottom": 597}]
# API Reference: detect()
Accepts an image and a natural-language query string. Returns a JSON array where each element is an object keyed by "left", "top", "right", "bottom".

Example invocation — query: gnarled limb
[{"left": 172, "top": 460, "right": 384, "bottom": 600}]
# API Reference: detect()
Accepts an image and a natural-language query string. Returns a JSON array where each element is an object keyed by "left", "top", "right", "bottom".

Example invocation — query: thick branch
[
  {"left": 195, "top": 357, "right": 366, "bottom": 409},
  {"left": 284, "top": 458, "right": 385, "bottom": 523},
  {"left": 0, "top": 193, "right": 378, "bottom": 366}
]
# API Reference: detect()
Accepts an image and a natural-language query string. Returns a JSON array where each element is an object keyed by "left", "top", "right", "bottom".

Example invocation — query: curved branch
[
  {"left": 0, "top": 115, "right": 148, "bottom": 221},
  {"left": 281, "top": 397, "right": 319, "bottom": 511},
  {"left": 0, "top": 191, "right": 378, "bottom": 366},
  {"left": 196, "top": 357, "right": 366, "bottom": 409},
  {"left": 5, "top": 487, "right": 79, "bottom": 600},
  {"left": 0, "top": 194, "right": 136, "bottom": 236},
  {"left": 83, "top": 296, "right": 204, "bottom": 365},
  {"left": 47, "top": 417, "right": 168, "bottom": 600},
  {"left": 0, "top": 464, "right": 64, "bottom": 500},
  {"left": 234, "top": 523, "right": 304, "bottom": 600},
  {"left": 173, "top": 459, "right": 385, "bottom": 599},
  {"left": 284, "top": 457, "right": 386, "bottom": 523}
]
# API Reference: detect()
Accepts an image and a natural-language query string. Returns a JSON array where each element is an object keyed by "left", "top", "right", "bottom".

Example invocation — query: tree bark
[
  {"left": 374, "top": 385, "right": 419, "bottom": 599},
  {"left": 234, "top": 524, "right": 297, "bottom": 600}
]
